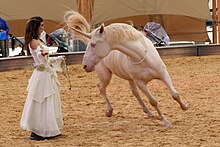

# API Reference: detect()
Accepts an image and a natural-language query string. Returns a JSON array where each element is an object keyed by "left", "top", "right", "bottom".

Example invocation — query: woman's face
[{"left": 38, "top": 22, "right": 44, "bottom": 35}]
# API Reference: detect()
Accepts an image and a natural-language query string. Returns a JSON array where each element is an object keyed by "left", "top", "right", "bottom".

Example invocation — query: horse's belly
[
  {"left": 103, "top": 51, "right": 132, "bottom": 80},
  {"left": 112, "top": 69, "right": 132, "bottom": 80},
  {"left": 109, "top": 62, "right": 132, "bottom": 80}
]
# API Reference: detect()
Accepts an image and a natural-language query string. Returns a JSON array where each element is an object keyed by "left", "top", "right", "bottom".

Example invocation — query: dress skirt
[{"left": 20, "top": 68, "right": 63, "bottom": 137}]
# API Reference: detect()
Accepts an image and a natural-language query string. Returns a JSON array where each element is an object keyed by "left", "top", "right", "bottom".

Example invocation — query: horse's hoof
[
  {"left": 147, "top": 111, "right": 154, "bottom": 118},
  {"left": 163, "top": 122, "right": 172, "bottom": 129},
  {"left": 105, "top": 109, "right": 113, "bottom": 117},
  {"left": 143, "top": 109, "right": 154, "bottom": 118},
  {"left": 162, "top": 118, "right": 172, "bottom": 128},
  {"left": 181, "top": 102, "right": 189, "bottom": 111}
]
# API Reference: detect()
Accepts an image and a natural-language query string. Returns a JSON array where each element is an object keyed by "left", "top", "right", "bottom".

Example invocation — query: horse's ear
[{"left": 99, "top": 23, "right": 105, "bottom": 35}]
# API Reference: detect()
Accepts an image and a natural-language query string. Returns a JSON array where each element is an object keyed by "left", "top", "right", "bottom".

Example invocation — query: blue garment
[{"left": 0, "top": 18, "right": 9, "bottom": 40}]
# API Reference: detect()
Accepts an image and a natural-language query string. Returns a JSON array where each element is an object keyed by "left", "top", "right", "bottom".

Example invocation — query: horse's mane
[
  {"left": 104, "top": 23, "right": 143, "bottom": 44},
  {"left": 64, "top": 11, "right": 143, "bottom": 44},
  {"left": 64, "top": 11, "right": 90, "bottom": 43}
]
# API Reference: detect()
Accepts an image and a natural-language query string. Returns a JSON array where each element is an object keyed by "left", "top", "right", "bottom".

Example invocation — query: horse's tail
[{"left": 64, "top": 11, "right": 90, "bottom": 43}]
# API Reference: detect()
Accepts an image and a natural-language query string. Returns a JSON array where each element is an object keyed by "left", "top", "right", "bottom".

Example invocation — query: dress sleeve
[
  {"left": 49, "top": 56, "right": 65, "bottom": 72},
  {"left": 31, "top": 46, "right": 48, "bottom": 63},
  {"left": 49, "top": 56, "right": 64, "bottom": 64}
]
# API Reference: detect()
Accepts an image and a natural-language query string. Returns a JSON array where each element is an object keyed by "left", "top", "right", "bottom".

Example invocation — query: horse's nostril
[{"left": 83, "top": 65, "right": 87, "bottom": 69}]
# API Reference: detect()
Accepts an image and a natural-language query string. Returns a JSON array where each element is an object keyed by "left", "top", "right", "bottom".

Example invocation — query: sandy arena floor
[{"left": 0, "top": 55, "right": 220, "bottom": 147}]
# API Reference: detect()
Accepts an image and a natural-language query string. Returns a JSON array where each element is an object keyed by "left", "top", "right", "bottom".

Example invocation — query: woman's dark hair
[
  {"left": 30, "top": 16, "right": 43, "bottom": 23},
  {"left": 24, "top": 19, "right": 41, "bottom": 55}
]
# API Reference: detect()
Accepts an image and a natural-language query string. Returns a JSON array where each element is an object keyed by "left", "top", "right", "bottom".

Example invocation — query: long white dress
[{"left": 20, "top": 42, "right": 64, "bottom": 137}]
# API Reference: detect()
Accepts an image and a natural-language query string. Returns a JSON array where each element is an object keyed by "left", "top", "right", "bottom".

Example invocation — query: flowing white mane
[
  {"left": 64, "top": 11, "right": 90, "bottom": 43},
  {"left": 64, "top": 11, "right": 143, "bottom": 45},
  {"left": 103, "top": 23, "right": 143, "bottom": 44}
]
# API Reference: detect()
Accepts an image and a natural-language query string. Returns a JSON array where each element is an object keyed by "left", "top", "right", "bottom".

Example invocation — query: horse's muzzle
[
  {"left": 83, "top": 65, "right": 87, "bottom": 70},
  {"left": 83, "top": 65, "right": 89, "bottom": 72},
  {"left": 83, "top": 64, "right": 94, "bottom": 72}
]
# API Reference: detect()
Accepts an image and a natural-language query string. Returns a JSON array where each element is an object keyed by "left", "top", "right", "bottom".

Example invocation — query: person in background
[
  {"left": 20, "top": 17, "right": 64, "bottom": 140},
  {"left": 0, "top": 17, "right": 9, "bottom": 57}
]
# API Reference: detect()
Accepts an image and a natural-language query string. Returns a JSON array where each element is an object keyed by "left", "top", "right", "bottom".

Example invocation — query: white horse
[{"left": 66, "top": 12, "right": 188, "bottom": 128}]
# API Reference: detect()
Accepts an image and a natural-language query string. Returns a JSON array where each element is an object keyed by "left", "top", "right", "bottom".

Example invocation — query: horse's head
[
  {"left": 70, "top": 23, "right": 111, "bottom": 72},
  {"left": 83, "top": 24, "right": 111, "bottom": 72}
]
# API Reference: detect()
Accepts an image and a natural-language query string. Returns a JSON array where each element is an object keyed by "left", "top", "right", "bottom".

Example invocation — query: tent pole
[
  {"left": 212, "top": 0, "right": 217, "bottom": 43},
  {"left": 77, "top": 0, "right": 93, "bottom": 23},
  {"left": 218, "top": 0, "right": 220, "bottom": 43}
]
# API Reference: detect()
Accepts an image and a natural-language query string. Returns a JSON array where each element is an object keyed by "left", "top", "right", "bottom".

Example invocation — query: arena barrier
[{"left": 0, "top": 44, "right": 220, "bottom": 72}]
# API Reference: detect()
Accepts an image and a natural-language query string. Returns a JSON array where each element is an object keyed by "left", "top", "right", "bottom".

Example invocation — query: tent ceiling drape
[
  {"left": 91, "top": 0, "right": 212, "bottom": 25},
  {"left": 0, "top": 0, "right": 77, "bottom": 21},
  {"left": 0, "top": 0, "right": 78, "bottom": 37},
  {"left": 91, "top": 0, "right": 211, "bottom": 42}
]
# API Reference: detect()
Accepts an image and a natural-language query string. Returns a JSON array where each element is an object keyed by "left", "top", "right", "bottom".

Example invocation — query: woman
[{"left": 20, "top": 18, "right": 64, "bottom": 140}]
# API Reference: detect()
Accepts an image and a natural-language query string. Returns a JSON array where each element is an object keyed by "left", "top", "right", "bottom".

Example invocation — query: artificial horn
[{"left": 70, "top": 27, "right": 91, "bottom": 39}]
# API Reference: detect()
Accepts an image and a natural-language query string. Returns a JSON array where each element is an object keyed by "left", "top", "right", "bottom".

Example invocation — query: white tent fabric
[
  {"left": 90, "top": 0, "right": 211, "bottom": 42},
  {"left": 91, "top": 0, "right": 212, "bottom": 25},
  {"left": 0, "top": 0, "right": 78, "bottom": 36},
  {"left": 0, "top": 0, "right": 77, "bottom": 21}
]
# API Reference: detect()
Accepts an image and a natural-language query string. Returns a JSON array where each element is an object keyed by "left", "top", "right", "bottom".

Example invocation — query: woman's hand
[
  {"left": 40, "top": 50, "right": 48, "bottom": 56},
  {"left": 62, "top": 55, "right": 66, "bottom": 61},
  {"left": 0, "top": 29, "right": 6, "bottom": 32}
]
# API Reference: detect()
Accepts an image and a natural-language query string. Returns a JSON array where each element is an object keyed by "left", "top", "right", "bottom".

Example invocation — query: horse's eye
[{"left": 91, "top": 43, "right": 96, "bottom": 48}]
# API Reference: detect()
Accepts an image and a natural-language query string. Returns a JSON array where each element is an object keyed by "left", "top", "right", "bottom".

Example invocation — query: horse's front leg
[
  {"left": 95, "top": 63, "right": 113, "bottom": 117},
  {"left": 97, "top": 82, "right": 113, "bottom": 117},
  {"left": 135, "top": 80, "right": 172, "bottom": 128},
  {"left": 129, "top": 81, "right": 154, "bottom": 118}
]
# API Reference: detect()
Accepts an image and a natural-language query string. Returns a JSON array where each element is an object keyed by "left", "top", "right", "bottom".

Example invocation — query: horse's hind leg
[
  {"left": 129, "top": 81, "right": 154, "bottom": 118},
  {"left": 162, "top": 70, "right": 189, "bottom": 110},
  {"left": 135, "top": 80, "right": 172, "bottom": 128},
  {"left": 95, "top": 63, "right": 113, "bottom": 117}
]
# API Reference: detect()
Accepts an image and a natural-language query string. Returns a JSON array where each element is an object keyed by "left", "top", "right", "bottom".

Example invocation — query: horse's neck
[{"left": 112, "top": 40, "right": 147, "bottom": 63}]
